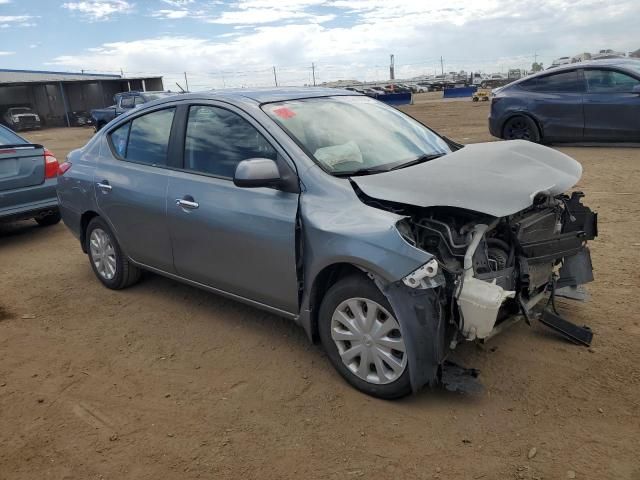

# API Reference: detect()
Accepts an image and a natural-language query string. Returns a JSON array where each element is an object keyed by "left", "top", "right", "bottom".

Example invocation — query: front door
[
  {"left": 583, "top": 68, "right": 640, "bottom": 141},
  {"left": 167, "top": 104, "right": 300, "bottom": 314},
  {"left": 94, "top": 107, "right": 176, "bottom": 272}
]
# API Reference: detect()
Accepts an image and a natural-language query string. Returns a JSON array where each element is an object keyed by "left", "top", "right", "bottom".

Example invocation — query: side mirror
[
  {"left": 632, "top": 85, "right": 640, "bottom": 95},
  {"left": 233, "top": 158, "right": 281, "bottom": 188}
]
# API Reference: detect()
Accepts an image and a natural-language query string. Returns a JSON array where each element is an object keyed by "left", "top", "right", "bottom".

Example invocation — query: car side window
[
  {"left": 522, "top": 71, "right": 583, "bottom": 93},
  {"left": 585, "top": 69, "right": 640, "bottom": 93},
  {"left": 109, "top": 108, "right": 175, "bottom": 166},
  {"left": 184, "top": 105, "right": 277, "bottom": 178},
  {"left": 110, "top": 122, "right": 130, "bottom": 157},
  {"left": 120, "top": 97, "right": 134, "bottom": 109},
  {"left": 134, "top": 96, "right": 144, "bottom": 106}
]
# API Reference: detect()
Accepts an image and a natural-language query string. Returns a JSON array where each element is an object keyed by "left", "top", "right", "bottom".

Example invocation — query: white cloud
[
  {"left": 0, "top": 15, "right": 34, "bottom": 22},
  {"left": 152, "top": 9, "right": 193, "bottom": 19},
  {"left": 62, "top": 1, "right": 133, "bottom": 21},
  {"left": 0, "top": 50, "right": 14, "bottom": 55},
  {"left": 161, "top": 0, "right": 195, "bottom": 6},
  {"left": 51, "top": 0, "right": 640, "bottom": 88},
  {"left": 0, "top": 14, "right": 37, "bottom": 27}
]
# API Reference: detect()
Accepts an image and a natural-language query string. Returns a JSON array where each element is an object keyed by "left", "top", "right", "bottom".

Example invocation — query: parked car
[
  {"left": 69, "top": 110, "right": 94, "bottom": 127},
  {"left": 91, "top": 91, "right": 176, "bottom": 131},
  {"left": 490, "top": 59, "right": 640, "bottom": 143},
  {"left": 551, "top": 57, "right": 572, "bottom": 68},
  {"left": 58, "top": 88, "right": 597, "bottom": 399},
  {"left": 0, "top": 124, "right": 61, "bottom": 225},
  {"left": 384, "top": 84, "right": 412, "bottom": 94},
  {"left": 2, "top": 106, "right": 41, "bottom": 131}
]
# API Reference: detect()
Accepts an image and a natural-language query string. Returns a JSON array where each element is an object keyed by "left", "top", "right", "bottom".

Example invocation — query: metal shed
[{"left": 0, "top": 69, "right": 163, "bottom": 128}]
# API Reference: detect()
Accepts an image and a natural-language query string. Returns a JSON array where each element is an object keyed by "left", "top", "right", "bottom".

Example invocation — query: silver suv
[{"left": 57, "top": 88, "right": 597, "bottom": 398}]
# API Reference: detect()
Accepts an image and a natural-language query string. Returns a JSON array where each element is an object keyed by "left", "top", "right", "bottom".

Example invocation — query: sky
[{"left": 0, "top": 0, "right": 638, "bottom": 90}]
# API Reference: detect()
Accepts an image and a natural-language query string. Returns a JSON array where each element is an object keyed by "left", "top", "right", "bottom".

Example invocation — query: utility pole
[
  {"left": 389, "top": 54, "right": 395, "bottom": 80},
  {"left": 311, "top": 62, "right": 316, "bottom": 86},
  {"left": 120, "top": 68, "right": 124, "bottom": 77},
  {"left": 184, "top": 72, "right": 189, "bottom": 92},
  {"left": 440, "top": 56, "right": 444, "bottom": 76},
  {"left": 273, "top": 66, "right": 278, "bottom": 87}
]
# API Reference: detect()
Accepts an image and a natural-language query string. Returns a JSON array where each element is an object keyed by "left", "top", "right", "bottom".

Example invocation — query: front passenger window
[
  {"left": 184, "top": 105, "right": 277, "bottom": 178},
  {"left": 585, "top": 70, "right": 640, "bottom": 93}
]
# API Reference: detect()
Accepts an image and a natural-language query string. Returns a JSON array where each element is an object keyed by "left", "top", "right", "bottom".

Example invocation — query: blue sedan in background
[{"left": 489, "top": 59, "right": 640, "bottom": 143}]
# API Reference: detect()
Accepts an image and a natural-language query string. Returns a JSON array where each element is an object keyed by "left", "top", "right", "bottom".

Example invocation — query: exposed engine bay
[{"left": 395, "top": 191, "right": 597, "bottom": 346}]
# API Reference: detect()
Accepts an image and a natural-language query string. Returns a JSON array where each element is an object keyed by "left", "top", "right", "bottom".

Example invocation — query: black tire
[
  {"left": 86, "top": 216, "right": 141, "bottom": 290},
  {"left": 318, "top": 274, "right": 412, "bottom": 399},
  {"left": 35, "top": 211, "right": 61, "bottom": 227},
  {"left": 502, "top": 115, "right": 541, "bottom": 142}
]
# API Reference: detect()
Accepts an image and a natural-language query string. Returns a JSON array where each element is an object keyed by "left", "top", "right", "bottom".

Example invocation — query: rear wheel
[
  {"left": 502, "top": 115, "right": 541, "bottom": 142},
  {"left": 318, "top": 274, "right": 412, "bottom": 399},
  {"left": 35, "top": 211, "right": 61, "bottom": 227},
  {"left": 86, "top": 217, "right": 141, "bottom": 290}
]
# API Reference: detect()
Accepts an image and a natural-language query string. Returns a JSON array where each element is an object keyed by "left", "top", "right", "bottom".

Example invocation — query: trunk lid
[
  {"left": 0, "top": 143, "right": 46, "bottom": 192},
  {"left": 350, "top": 140, "right": 582, "bottom": 217}
]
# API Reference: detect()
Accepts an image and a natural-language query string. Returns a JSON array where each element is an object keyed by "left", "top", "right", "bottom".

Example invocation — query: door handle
[
  {"left": 96, "top": 181, "right": 112, "bottom": 192},
  {"left": 176, "top": 197, "right": 199, "bottom": 209}
]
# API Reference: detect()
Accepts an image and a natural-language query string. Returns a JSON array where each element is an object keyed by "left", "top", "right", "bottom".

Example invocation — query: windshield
[
  {"left": 9, "top": 108, "right": 30, "bottom": 114},
  {"left": 616, "top": 61, "right": 640, "bottom": 75},
  {"left": 263, "top": 96, "right": 451, "bottom": 175}
]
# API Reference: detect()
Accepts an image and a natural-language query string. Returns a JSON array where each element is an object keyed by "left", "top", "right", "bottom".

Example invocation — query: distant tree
[
  {"left": 531, "top": 62, "right": 544, "bottom": 72},
  {"left": 631, "top": 49, "right": 640, "bottom": 58}
]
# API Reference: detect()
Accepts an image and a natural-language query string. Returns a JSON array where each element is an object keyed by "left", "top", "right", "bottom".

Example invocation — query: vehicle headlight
[
  {"left": 34, "top": 115, "right": 40, "bottom": 121},
  {"left": 11, "top": 116, "right": 19, "bottom": 122},
  {"left": 402, "top": 258, "right": 444, "bottom": 289}
]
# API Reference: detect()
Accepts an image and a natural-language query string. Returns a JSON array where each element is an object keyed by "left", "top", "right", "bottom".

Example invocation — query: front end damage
[{"left": 379, "top": 191, "right": 597, "bottom": 393}]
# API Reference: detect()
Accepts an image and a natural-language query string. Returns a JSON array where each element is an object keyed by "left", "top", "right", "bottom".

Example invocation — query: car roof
[
  {"left": 148, "top": 87, "right": 356, "bottom": 107},
  {"left": 508, "top": 58, "right": 640, "bottom": 88}
]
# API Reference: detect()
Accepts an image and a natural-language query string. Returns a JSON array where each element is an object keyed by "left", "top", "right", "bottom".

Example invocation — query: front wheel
[
  {"left": 502, "top": 115, "right": 541, "bottom": 142},
  {"left": 318, "top": 274, "right": 412, "bottom": 399}
]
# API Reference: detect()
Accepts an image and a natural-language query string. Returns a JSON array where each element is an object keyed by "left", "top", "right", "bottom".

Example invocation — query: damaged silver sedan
[{"left": 57, "top": 89, "right": 597, "bottom": 399}]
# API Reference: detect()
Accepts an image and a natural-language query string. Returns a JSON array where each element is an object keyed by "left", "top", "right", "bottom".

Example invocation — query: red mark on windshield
[{"left": 273, "top": 107, "right": 296, "bottom": 119}]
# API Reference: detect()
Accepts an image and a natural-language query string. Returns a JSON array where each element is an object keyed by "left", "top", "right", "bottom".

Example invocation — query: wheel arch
[
  {"left": 80, "top": 210, "right": 100, "bottom": 253},
  {"left": 305, "top": 262, "right": 374, "bottom": 343}
]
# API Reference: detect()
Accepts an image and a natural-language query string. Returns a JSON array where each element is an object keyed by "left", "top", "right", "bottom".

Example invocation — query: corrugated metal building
[{"left": 0, "top": 69, "right": 163, "bottom": 127}]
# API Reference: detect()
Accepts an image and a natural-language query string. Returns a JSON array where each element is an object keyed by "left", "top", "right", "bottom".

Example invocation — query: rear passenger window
[
  {"left": 184, "top": 105, "right": 277, "bottom": 178},
  {"left": 110, "top": 122, "right": 130, "bottom": 157},
  {"left": 521, "top": 71, "right": 583, "bottom": 93},
  {"left": 120, "top": 97, "right": 135, "bottom": 109},
  {"left": 109, "top": 108, "right": 175, "bottom": 166}
]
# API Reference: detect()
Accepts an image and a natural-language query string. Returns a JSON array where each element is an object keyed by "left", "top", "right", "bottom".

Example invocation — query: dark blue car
[{"left": 489, "top": 59, "right": 640, "bottom": 143}]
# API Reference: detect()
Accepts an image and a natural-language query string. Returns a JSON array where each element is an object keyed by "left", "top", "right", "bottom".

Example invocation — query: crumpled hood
[{"left": 351, "top": 140, "right": 582, "bottom": 217}]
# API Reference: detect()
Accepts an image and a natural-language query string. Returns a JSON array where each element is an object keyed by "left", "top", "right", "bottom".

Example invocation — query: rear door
[
  {"left": 94, "top": 106, "right": 177, "bottom": 272},
  {"left": 0, "top": 127, "right": 45, "bottom": 202},
  {"left": 166, "top": 103, "right": 300, "bottom": 314},
  {"left": 519, "top": 70, "right": 585, "bottom": 141},
  {"left": 583, "top": 68, "right": 640, "bottom": 141}
]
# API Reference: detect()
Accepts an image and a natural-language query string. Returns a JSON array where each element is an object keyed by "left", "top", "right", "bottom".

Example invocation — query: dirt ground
[{"left": 1, "top": 95, "right": 639, "bottom": 480}]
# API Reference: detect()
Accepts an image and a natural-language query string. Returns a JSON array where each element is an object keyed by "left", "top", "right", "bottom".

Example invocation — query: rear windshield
[{"left": 0, "top": 126, "right": 27, "bottom": 146}]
